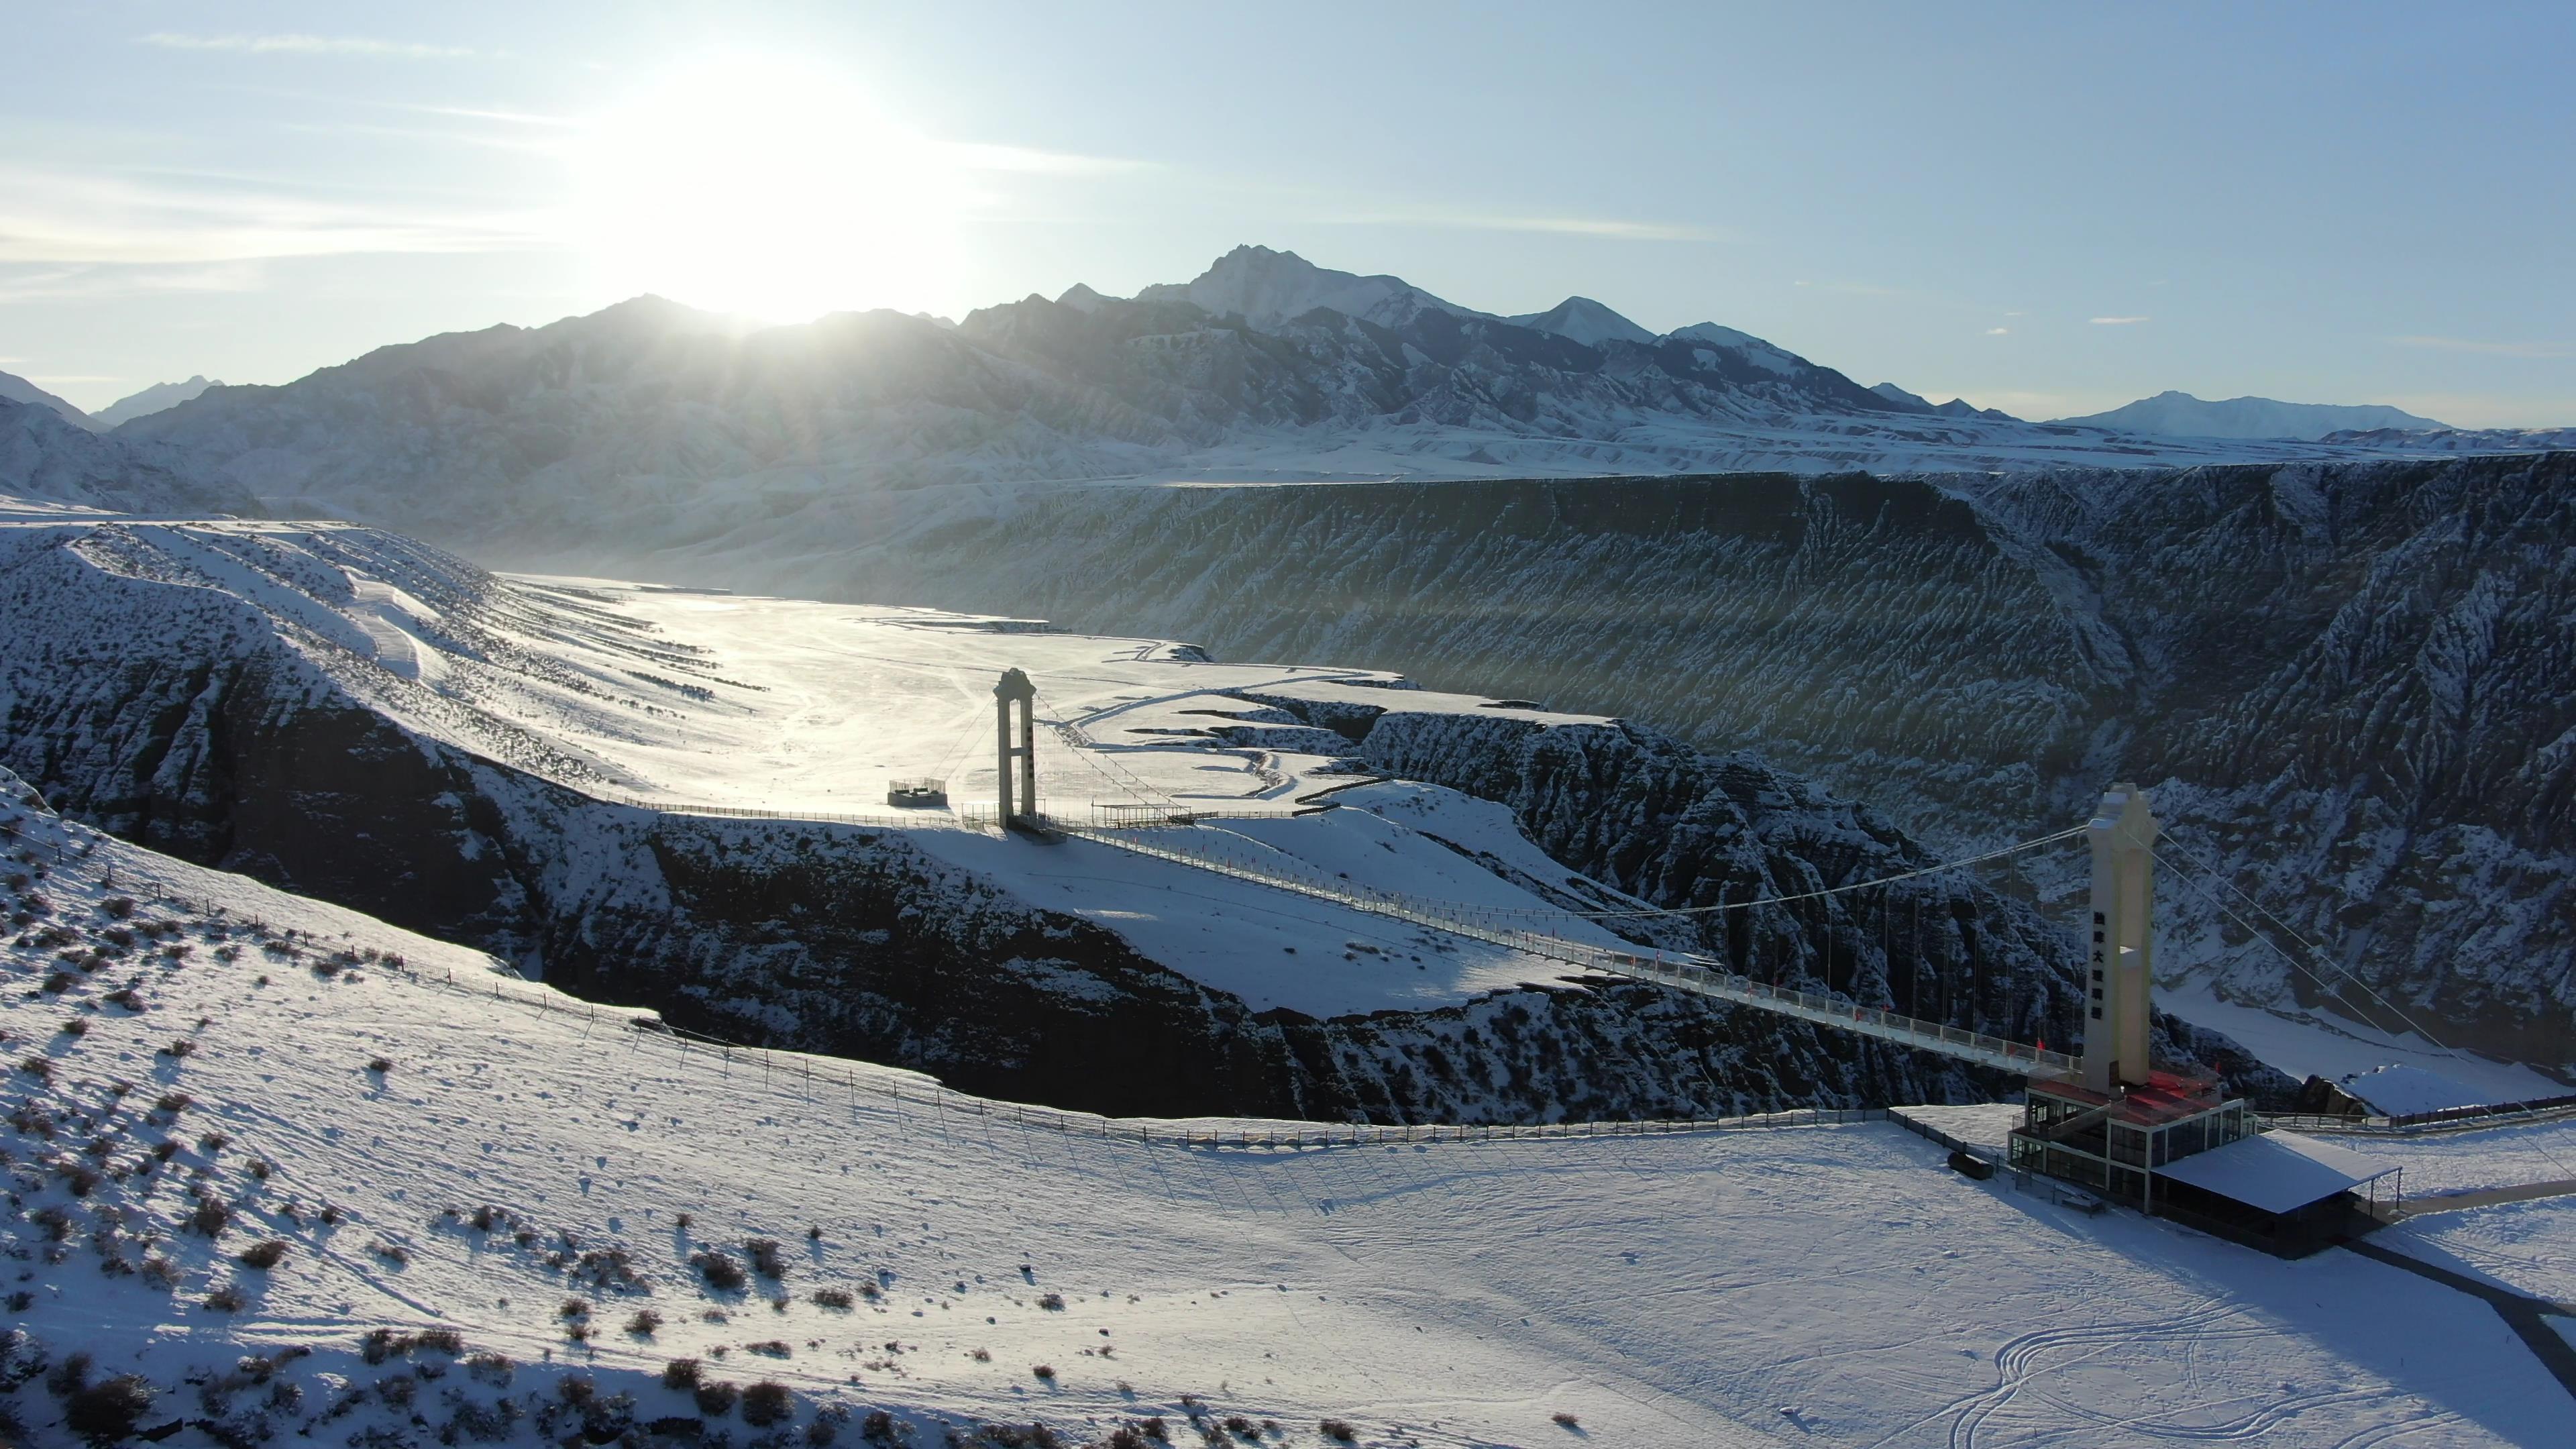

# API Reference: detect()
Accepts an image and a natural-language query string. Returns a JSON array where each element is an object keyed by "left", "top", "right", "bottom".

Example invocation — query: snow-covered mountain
[
  {"left": 1135, "top": 242, "right": 1482, "bottom": 329},
  {"left": 113, "top": 245, "right": 2553, "bottom": 562},
  {"left": 1508, "top": 294, "right": 1656, "bottom": 345},
  {"left": 2055, "top": 390, "right": 2451, "bottom": 439},
  {"left": 92, "top": 373, "right": 221, "bottom": 429},
  {"left": 0, "top": 396, "right": 258, "bottom": 516},
  {"left": 0, "top": 368, "right": 92, "bottom": 429},
  {"left": 1871, "top": 381, "right": 2019, "bottom": 421}
]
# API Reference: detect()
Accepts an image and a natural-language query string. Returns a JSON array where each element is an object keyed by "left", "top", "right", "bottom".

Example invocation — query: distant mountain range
[
  {"left": 0, "top": 369, "right": 225, "bottom": 432},
  {"left": 93, "top": 373, "right": 221, "bottom": 428},
  {"left": 2051, "top": 390, "right": 2449, "bottom": 440},
  {"left": 0, "top": 244, "right": 2538, "bottom": 561}
]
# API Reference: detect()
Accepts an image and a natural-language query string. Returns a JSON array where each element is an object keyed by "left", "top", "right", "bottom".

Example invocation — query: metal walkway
[{"left": 1055, "top": 816, "right": 2078, "bottom": 1081}]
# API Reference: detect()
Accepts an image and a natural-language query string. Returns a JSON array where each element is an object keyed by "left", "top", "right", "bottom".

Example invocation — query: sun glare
[{"left": 571, "top": 56, "right": 968, "bottom": 323}]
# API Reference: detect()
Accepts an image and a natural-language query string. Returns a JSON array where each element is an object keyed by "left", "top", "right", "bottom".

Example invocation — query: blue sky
[{"left": 4, "top": 1, "right": 2571, "bottom": 425}]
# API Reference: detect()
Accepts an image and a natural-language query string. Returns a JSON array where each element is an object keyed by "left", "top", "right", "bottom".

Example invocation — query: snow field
[{"left": 8, "top": 780, "right": 2575, "bottom": 1445}]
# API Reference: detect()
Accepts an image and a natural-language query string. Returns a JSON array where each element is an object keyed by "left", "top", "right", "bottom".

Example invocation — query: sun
[{"left": 570, "top": 56, "right": 968, "bottom": 323}]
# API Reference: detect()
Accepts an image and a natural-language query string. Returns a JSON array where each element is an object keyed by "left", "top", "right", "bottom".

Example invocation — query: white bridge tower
[{"left": 2082, "top": 782, "right": 2159, "bottom": 1093}]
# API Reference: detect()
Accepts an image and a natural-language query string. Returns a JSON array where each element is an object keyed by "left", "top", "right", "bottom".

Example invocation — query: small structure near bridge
[
  {"left": 2007, "top": 784, "right": 2402, "bottom": 1256},
  {"left": 885, "top": 777, "right": 949, "bottom": 808}
]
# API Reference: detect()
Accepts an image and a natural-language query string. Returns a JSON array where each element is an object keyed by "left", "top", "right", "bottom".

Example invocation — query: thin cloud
[
  {"left": 2391, "top": 335, "right": 2564, "bottom": 359},
  {"left": 1322, "top": 209, "right": 1719, "bottom": 241},
  {"left": 139, "top": 32, "right": 476, "bottom": 58},
  {"left": 2090, "top": 315, "right": 2149, "bottom": 325},
  {"left": 1984, "top": 327, "right": 2009, "bottom": 335},
  {"left": 0, "top": 165, "right": 549, "bottom": 267}
]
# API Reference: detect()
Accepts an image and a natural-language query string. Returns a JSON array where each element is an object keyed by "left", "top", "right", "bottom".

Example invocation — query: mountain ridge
[{"left": 2054, "top": 389, "right": 2450, "bottom": 439}]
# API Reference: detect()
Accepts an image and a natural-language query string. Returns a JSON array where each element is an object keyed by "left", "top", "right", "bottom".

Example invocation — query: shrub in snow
[
  {"left": 199, "top": 1131, "right": 230, "bottom": 1152},
  {"left": 1552, "top": 1411, "right": 1580, "bottom": 1428},
  {"left": 63, "top": 1373, "right": 156, "bottom": 1446},
  {"left": 465, "top": 1352, "right": 513, "bottom": 1387},
  {"left": 694, "top": 1379, "right": 739, "bottom": 1417},
  {"left": 188, "top": 1197, "right": 231, "bottom": 1236},
  {"left": 17, "top": 1057, "right": 50, "bottom": 1079},
  {"left": 1320, "top": 1421, "right": 1356, "bottom": 1444},
  {"left": 366, "top": 1056, "right": 391, "bottom": 1074},
  {"left": 746, "top": 1340, "right": 790, "bottom": 1358},
  {"left": 660, "top": 1358, "right": 701, "bottom": 1390},
  {"left": 58, "top": 1018, "right": 86, "bottom": 1037},
  {"left": 158, "top": 1038, "right": 196, "bottom": 1059},
  {"left": 368, "top": 1239, "right": 408, "bottom": 1265},
  {"left": 237, "top": 1240, "right": 287, "bottom": 1269},
  {"left": 203, "top": 1284, "right": 246, "bottom": 1312},
  {"left": 860, "top": 1409, "right": 900, "bottom": 1444},
  {"left": 693, "top": 1249, "right": 747, "bottom": 1291},
  {"left": 558, "top": 1296, "right": 590, "bottom": 1320},
  {"left": 745, "top": 1237, "right": 787, "bottom": 1279},
  {"left": 811, "top": 1287, "right": 855, "bottom": 1309},
  {"left": 1031, "top": 1364, "right": 1055, "bottom": 1381},
  {"left": 155, "top": 1091, "right": 191, "bottom": 1114},
  {"left": 416, "top": 1328, "right": 464, "bottom": 1354},
  {"left": 627, "top": 1309, "right": 662, "bottom": 1336},
  {"left": 740, "top": 1380, "right": 794, "bottom": 1428},
  {"left": 1036, "top": 1292, "right": 1065, "bottom": 1311}
]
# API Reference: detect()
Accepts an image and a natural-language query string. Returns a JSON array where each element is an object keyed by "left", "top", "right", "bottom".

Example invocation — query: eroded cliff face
[{"left": 747, "top": 457, "right": 2575, "bottom": 1073}]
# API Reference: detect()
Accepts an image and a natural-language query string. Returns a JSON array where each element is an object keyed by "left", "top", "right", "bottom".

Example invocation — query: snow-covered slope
[
  {"left": 93, "top": 376, "right": 221, "bottom": 430},
  {"left": 0, "top": 369, "right": 94, "bottom": 429},
  {"left": 2055, "top": 390, "right": 2451, "bottom": 439},
  {"left": 6, "top": 772, "right": 2571, "bottom": 1446},
  {"left": 1, "top": 398, "right": 259, "bottom": 517}
]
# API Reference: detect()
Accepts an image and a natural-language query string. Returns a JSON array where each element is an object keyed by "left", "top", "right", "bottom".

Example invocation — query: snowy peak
[
  {"left": 1136, "top": 244, "right": 1483, "bottom": 330},
  {"left": 1508, "top": 295, "right": 1656, "bottom": 347},
  {"left": 0, "top": 368, "right": 94, "bottom": 429},
  {"left": 1662, "top": 321, "right": 1813, "bottom": 377},
  {"left": 94, "top": 374, "right": 221, "bottom": 429},
  {"left": 2053, "top": 390, "right": 2451, "bottom": 440},
  {"left": 1056, "top": 282, "right": 1109, "bottom": 313}
]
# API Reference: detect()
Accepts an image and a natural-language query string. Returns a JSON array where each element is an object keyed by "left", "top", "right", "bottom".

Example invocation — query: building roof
[
  {"left": 2337, "top": 1064, "right": 2489, "bottom": 1117},
  {"left": 2155, "top": 1130, "right": 2401, "bottom": 1214}
]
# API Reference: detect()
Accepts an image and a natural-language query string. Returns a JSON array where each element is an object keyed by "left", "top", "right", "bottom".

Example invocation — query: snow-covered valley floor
[{"left": 8, "top": 776, "right": 2575, "bottom": 1446}]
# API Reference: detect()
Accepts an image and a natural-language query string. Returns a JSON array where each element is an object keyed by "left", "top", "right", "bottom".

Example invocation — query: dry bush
[
  {"left": 559, "top": 1296, "right": 590, "bottom": 1320},
  {"left": 744, "top": 1238, "right": 786, "bottom": 1279},
  {"left": 1031, "top": 1364, "right": 1056, "bottom": 1381},
  {"left": 198, "top": 1132, "right": 230, "bottom": 1153},
  {"left": 694, "top": 1380, "right": 740, "bottom": 1417},
  {"left": 1550, "top": 1411, "right": 1580, "bottom": 1428},
  {"left": 740, "top": 1381, "right": 794, "bottom": 1428},
  {"left": 155, "top": 1091, "right": 191, "bottom": 1114},
  {"left": 811, "top": 1287, "right": 855, "bottom": 1310},
  {"left": 203, "top": 1285, "right": 246, "bottom": 1312},
  {"left": 692, "top": 1249, "right": 747, "bottom": 1292},
  {"left": 158, "top": 1038, "right": 197, "bottom": 1059},
  {"left": 63, "top": 1374, "right": 157, "bottom": 1445},
  {"left": 627, "top": 1309, "right": 663, "bottom": 1336},
  {"left": 661, "top": 1358, "right": 702, "bottom": 1390},
  {"left": 58, "top": 1018, "right": 87, "bottom": 1037},
  {"left": 466, "top": 1352, "right": 513, "bottom": 1387},
  {"left": 745, "top": 1340, "right": 791, "bottom": 1358},
  {"left": 237, "top": 1240, "right": 288, "bottom": 1270},
  {"left": 368, "top": 1239, "right": 408, "bottom": 1265},
  {"left": 1320, "top": 1422, "right": 1356, "bottom": 1444},
  {"left": 1036, "top": 1292, "right": 1065, "bottom": 1311},
  {"left": 187, "top": 1198, "right": 231, "bottom": 1237},
  {"left": 366, "top": 1056, "right": 391, "bottom": 1074}
]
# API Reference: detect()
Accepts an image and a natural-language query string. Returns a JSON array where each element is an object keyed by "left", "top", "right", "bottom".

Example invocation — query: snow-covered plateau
[{"left": 5, "top": 773, "right": 2575, "bottom": 1447}]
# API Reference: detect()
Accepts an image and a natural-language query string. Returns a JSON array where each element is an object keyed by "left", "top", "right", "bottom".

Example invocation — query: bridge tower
[
  {"left": 2082, "top": 782, "right": 2158, "bottom": 1093},
  {"left": 994, "top": 667, "right": 1038, "bottom": 825}
]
